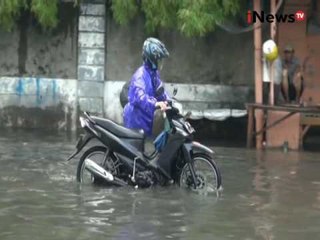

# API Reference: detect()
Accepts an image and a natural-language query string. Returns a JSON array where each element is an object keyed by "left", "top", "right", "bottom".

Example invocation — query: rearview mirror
[
  {"left": 155, "top": 84, "right": 165, "bottom": 97},
  {"left": 173, "top": 87, "right": 178, "bottom": 96},
  {"left": 184, "top": 111, "right": 192, "bottom": 120}
]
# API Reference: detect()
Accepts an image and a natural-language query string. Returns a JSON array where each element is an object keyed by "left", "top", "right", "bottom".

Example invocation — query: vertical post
[
  {"left": 269, "top": 0, "right": 277, "bottom": 106},
  {"left": 271, "top": 0, "right": 277, "bottom": 40},
  {"left": 78, "top": 1, "right": 106, "bottom": 116},
  {"left": 247, "top": 105, "right": 254, "bottom": 148},
  {"left": 269, "top": 61, "right": 275, "bottom": 105},
  {"left": 254, "top": 0, "right": 263, "bottom": 149}
]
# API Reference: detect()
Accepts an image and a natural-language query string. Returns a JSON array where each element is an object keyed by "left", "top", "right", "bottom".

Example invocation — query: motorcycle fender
[
  {"left": 67, "top": 133, "right": 92, "bottom": 161},
  {"left": 191, "top": 141, "right": 214, "bottom": 155},
  {"left": 181, "top": 143, "right": 198, "bottom": 189}
]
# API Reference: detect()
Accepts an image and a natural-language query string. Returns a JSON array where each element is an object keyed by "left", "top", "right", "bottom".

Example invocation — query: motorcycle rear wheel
[
  {"left": 76, "top": 146, "right": 119, "bottom": 185},
  {"left": 179, "top": 153, "right": 222, "bottom": 194}
]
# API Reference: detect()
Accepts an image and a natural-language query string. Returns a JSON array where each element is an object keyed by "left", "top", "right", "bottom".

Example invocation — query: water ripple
[{"left": 1, "top": 132, "right": 320, "bottom": 240}]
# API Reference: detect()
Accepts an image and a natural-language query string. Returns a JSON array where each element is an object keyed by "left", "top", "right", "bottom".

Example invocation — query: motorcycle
[{"left": 67, "top": 87, "right": 222, "bottom": 193}]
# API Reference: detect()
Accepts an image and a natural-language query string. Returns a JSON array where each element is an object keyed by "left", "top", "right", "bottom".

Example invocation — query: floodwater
[{"left": 1, "top": 130, "right": 320, "bottom": 240}]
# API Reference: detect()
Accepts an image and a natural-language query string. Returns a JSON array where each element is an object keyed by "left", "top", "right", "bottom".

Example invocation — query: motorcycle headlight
[
  {"left": 175, "top": 127, "right": 189, "bottom": 137},
  {"left": 79, "top": 117, "right": 87, "bottom": 128}
]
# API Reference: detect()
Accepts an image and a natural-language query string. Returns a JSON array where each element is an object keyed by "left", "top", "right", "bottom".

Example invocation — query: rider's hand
[{"left": 155, "top": 101, "right": 168, "bottom": 112}]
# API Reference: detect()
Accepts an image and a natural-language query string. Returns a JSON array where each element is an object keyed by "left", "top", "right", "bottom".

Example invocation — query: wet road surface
[{"left": 1, "top": 130, "right": 320, "bottom": 240}]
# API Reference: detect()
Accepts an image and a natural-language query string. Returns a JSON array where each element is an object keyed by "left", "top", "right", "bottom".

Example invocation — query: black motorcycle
[{"left": 67, "top": 88, "right": 222, "bottom": 193}]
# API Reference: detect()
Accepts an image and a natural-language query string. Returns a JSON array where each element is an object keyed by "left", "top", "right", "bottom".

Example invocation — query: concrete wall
[
  {"left": 104, "top": 81, "right": 252, "bottom": 124},
  {"left": 0, "top": 30, "right": 20, "bottom": 76},
  {"left": 0, "top": 2, "right": 78, "bottom": 78},
  {"left": 105, "top": 14, "right": 254, "bottom": 123},
  {"left": 0, "top": 77, "right": 77, "bottom": 130},
  {"left": 106, "top": 15, "right": 254, "bottom": 85},
  {"left": 0, "top": 1, "right": 254, "bottom": 130},
  {"left": 0, "top": 2, "right": 78, "bottom": 130},
  {"left": 77, "top": 2, "right": 106, "bottom": 115}
]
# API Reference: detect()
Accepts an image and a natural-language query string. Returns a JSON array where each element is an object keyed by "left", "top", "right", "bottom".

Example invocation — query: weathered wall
[
  {"left": 0, "top": 2, "right": 254, "bottom": 130},
  {"left": 0, "top": 2, "right": 78, "bottom": 78},
  {"left": 0, "top": 77, "right": 77, "bottom": 130},
  {"left": 0, "top": 29, "right": 20, "bottom": 75},
  {"left": 104, "top": 81, "right": 252, "bottom": 124},
  {"left": 106, "top": 15, "right": 254, "bottom": 86},
  {"left": 77, "top": 2, "right": 106, "bottom": 115},
  {"left": 105, "top": 13, "right": 254, "bottom": 123},
  {"left": 0, "top": 2, "right": 78, "bottom": 130}
]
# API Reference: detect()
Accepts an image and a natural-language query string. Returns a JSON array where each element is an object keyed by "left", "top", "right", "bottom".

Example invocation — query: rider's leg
[{"left": 281, "top": 69, "right": 290, "bottom": 102}]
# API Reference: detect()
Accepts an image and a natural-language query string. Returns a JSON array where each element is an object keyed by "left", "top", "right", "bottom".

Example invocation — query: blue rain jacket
[{"left": 123, "top": 63, "right": 169, "bottom": 136}]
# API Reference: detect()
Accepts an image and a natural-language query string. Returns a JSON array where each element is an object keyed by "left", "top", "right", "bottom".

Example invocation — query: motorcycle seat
[{"left": 91, "top": 116, "right": 144, "bottom": 139}]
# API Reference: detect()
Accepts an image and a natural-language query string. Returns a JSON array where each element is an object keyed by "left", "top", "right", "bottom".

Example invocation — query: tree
[
  {"left": 111, "top": 0, "right": 242, "bottom": 37},
  {"left": 0, "top": 0, "right": 59, "bottom": 31},
  {"left": 0, "top": 0, "right": 243, "bottom": 37}
]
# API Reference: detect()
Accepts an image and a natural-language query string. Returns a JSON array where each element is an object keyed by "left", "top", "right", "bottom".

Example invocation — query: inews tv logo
[{"left": 247, "top": 10, "right": 306, "bottom": 24}]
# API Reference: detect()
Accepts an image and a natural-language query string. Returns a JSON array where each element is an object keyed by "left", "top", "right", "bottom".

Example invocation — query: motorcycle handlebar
[
  {"left": 155, "top": 104, "right": 172, "bottom": 111},
  {"left": 84, "top": 112, "right": 96, "bottom": 124}
]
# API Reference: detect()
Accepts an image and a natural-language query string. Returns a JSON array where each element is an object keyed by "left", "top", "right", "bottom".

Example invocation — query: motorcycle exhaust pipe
[
  {"left": 84, "top": 158, "right": 114, "bottom": 182},
  {"left": 84, "top": 159, "right": 127, "bottom": 186}
]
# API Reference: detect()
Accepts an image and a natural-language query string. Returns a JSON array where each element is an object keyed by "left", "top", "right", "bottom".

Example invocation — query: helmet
[
  {"left": 142, "top": 37, "right": 169, "bottom": 70},
  {"left": 263, "top": 39, "right": 278, "bottom": 62}
]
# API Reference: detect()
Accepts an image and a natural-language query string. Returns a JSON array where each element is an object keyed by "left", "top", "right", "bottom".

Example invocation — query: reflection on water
[{"left": 1, "top": 130, "right": 320, "bottom": 240}]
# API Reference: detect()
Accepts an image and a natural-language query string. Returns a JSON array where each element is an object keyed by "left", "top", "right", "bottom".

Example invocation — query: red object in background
[{"left": 247, "top": 10, "right": 252, "bottom": 24}]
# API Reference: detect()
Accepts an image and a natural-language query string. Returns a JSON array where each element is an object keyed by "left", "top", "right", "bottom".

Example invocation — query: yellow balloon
[{"left": 263, "top": 39, "right": 278, "bottom": 61}]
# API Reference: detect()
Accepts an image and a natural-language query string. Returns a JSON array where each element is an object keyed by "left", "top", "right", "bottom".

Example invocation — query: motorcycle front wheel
[{"left": 179, "top": 153, "right": 222, "bottom": 194}]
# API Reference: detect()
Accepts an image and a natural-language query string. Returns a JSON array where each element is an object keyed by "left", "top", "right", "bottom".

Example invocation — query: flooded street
[{"left": 1, "top": 130, "right": 320, "bottom": 240}]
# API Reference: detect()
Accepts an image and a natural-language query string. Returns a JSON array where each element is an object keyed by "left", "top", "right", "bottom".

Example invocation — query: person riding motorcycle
[{"left": 123, "top": 38, "right": 170, "bottom": 137}]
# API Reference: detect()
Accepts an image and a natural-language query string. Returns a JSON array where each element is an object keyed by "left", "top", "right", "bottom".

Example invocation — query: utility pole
[
  {"left": 254, "top": 0, "right": 263, "bottom": 149},
  {"left": 269, "top": 0, "right": 277, "bottom": 106}
]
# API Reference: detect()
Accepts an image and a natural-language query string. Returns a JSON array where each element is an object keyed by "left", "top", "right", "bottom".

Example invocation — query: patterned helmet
[{"left": 142, "top": 37, "right": 169, "bottom": 69}]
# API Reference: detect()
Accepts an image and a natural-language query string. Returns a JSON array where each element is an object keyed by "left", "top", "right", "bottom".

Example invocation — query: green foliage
[
  {"left": 31, "top": 0, "right": 58, "bottom": 29},
  {"left": 111, "top": 0, "right": 138, "bottom": 25},
  {"left": 177, "top": 0, "right": 240, "bottom": 37},
  {"left": 0, "top": 0, "right": 242, "bottom": 37},
  {"left": 0, "top": 0, "right": 58, "bottom": 31},
  {"left": 0, "top": 0, "right": 27, "bottom": 31},
  {"left": 141, "top": 0, "right": 180, "bottom": 33},
  {"left": 111, "top": 0, "right": 241, "bottom": 37}
]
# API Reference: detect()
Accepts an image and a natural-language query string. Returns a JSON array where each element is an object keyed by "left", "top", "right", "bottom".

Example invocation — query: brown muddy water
[{"left": 0, "top": 130, "right": 320, "bottom": 240}]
